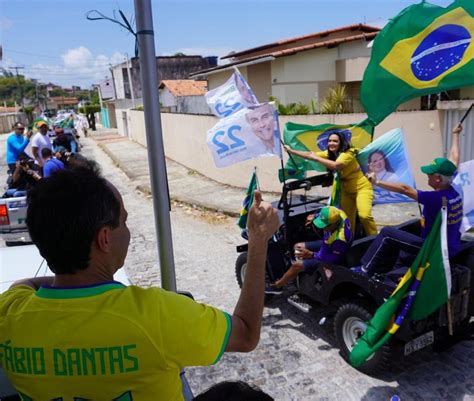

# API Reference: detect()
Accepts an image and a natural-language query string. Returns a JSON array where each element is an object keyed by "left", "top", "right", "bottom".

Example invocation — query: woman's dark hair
[
  {"left": 368, "top": 149, "right": 394, "bottom": 173},
  {"left": 193, "top": 381, "right": 273, "bottom": 401},
  {"left": 327, "top": 131, "right": 351, "bottom": 161},
  {"left": 26, "top": 163, "right": 121, "bottom": 274}
]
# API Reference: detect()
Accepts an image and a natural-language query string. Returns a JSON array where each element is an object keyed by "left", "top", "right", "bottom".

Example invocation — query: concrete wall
[
  {"left": 160, "top": 88, "right": 177, "bottom": 107},
  {"left": 176, "top": 96, "right": 210, "bottom": 115},
  {"left": 247, "top": 62, "right": 272, "bottom": 103},
  {"left": 128, "top": 109, "right": 443, "bottom": 192}
]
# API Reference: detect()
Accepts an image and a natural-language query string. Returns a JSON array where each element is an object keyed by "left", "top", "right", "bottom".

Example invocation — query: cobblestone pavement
[{"left": 1, "top": 134, "right": 474, "bottom": 400}]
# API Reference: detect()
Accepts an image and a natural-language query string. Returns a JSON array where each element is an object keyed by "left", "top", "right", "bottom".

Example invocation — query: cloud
[
  {"left": 62, "top": 46, "right": 93, "bottom": 69},
  {"left": 0, "top": 17, "right": 13, "bottom": 31},
  {"left": 19, "top": 46, "right": 127, "bottom": 87}
]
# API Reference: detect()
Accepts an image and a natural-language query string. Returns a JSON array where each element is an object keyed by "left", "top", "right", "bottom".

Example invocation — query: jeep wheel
[
  {"left": 235, "top": 252, "right": 248, "bottom": 288},
  {"left": 334, "top": 301, "right": 391, "bottom": 374}
]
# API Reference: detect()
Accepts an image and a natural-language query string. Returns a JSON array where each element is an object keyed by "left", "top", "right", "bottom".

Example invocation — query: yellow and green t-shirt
[{"left": 0, "top": 282, "right": 231, "bottom": 401}]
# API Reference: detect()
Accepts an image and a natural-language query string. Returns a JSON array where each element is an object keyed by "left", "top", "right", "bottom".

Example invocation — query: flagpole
[
  {"left": 459, "top": 103, "right": 474, "bottom": 124},
  {"left": 134, "top": 0, "right": 176, "bottom": 292}
]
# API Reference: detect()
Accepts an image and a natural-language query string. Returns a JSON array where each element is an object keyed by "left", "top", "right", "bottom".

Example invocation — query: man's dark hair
[
  {"left": 193, "top": 381, "right": 273, "bottom": 401},
  {"left": 13, "top": 121, "right": 24, "bottom": 129},
  {"left": 26, "top": 164, "right": 121, "bottom": 274},
  {"left": 41, "top": 148, "right": 53, "bottom": 159}
]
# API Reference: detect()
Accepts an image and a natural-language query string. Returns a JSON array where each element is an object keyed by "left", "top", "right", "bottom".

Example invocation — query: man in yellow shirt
[{"left": 0, "top": 164, "right": 279, "bottom": 400}]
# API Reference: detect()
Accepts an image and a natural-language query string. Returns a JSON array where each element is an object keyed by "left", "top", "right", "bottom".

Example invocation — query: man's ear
[{"left": 95, "top": 226, "right": 111, "bottom": 253}]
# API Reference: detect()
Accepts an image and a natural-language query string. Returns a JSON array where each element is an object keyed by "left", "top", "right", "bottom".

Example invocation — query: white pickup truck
[{"left": 0, "top": 195, "right": 30, "bottom": 246}]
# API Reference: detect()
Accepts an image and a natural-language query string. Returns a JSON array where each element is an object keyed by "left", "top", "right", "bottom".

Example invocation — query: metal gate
[{"left": 443, "top": 107, "right": 474, "bottom": 162}]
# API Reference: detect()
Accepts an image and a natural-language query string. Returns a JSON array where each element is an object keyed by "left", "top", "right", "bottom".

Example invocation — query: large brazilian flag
[
  {"left": 362, "top": 0, "right": 474, "bottom": 125},
  {"left": 282, "top": 119, "right": 374, "bottom": 173}
]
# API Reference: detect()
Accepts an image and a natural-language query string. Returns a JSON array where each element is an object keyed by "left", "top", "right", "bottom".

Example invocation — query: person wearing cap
[
  {"left": 266, "top": 206, "right": 352, "bottom": 294},
  {"left": 356, "top": 124, "right": 463, "bottom": 276},
  {"left": 31, "top": 121, "right": 53, "bottom": 168}
]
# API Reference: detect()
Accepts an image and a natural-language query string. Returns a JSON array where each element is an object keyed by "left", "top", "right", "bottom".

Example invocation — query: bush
[{"left": 320, "top": 84, "right": 350, "bottom": 114}]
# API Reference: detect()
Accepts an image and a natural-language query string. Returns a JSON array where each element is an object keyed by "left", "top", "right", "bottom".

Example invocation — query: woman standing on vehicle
[{"left": 284, "top": 132, "right": 377, "bottom": 236}]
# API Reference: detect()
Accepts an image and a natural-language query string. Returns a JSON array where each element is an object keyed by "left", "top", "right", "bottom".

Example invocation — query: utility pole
[
  {"left": 9, "top": 66, "right": 25, "bottom": 109},
  {"left": 134, "top": 0, "right": 176, "bottom": 291}
]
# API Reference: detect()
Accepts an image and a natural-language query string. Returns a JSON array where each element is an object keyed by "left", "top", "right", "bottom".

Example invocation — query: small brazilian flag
[
  {"left": 282, "top": 120, "right": 374, "bottom": 174},
  {"left": 362, "top": 0, "right": 474, "bottom": 125},
  {"left": 237, "top": 171, "right": 258, "bottom": 229},
  {"left": 350, "top": 208, "right": 451, "bottom": 368}
]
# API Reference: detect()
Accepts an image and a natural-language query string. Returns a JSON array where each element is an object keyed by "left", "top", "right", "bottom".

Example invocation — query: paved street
[{"left": 1, "top": 133, "right": 474, "bottom": 400}]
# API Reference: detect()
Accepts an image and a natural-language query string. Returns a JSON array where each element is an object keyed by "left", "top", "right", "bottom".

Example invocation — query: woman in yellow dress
[{"left": 284, "top": 131, "right": 377, "bottom": 236}]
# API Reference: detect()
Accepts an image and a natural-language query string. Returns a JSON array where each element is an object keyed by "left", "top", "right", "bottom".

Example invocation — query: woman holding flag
[{"left": 285, "top": 131, "right": 377, "bottom": 236}]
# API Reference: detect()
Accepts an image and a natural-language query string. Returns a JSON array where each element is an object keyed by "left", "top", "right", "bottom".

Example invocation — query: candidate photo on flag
[
  {"left": 206, "top": 104, "right": 282, "bottom": 168},
  {"left": 205, "top": 69, "right": 258, "bottom": 118},
  {"left": 282, "top": 120, "right": 374, "bottom": 174},
  {"left": 357, "top": 128, "right": 416, "bottom": 204}
]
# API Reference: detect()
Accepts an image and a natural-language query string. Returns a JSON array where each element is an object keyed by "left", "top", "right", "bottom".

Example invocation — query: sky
[{"left": 0, "top": 0, "right": 454, "bottom": 88}]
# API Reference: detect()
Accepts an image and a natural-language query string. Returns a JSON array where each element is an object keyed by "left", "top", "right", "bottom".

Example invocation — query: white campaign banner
[
  {"left": 453, "top": 159, "right": 474, "bottom": 232},
  {"left": 205, "top": 70, "right": 259, "bottom": 118},
  {"left": 206, "top": 104, "right": 282, "bottom": 168}
]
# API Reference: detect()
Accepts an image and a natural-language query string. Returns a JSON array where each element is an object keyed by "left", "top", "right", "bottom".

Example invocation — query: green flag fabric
[
  {"left": 350, "top": 207, "right": 451, "bottom": 368},
  {"left": 278, "top": 166, "right": 305, "bottom": 183},
  {"left": 361, "top": 0, "right": 474, "bottom": 125},
  {"left": 237, "top": 171, "right": 258, "bottom": 229},
  {"left": 283, "top": 120, "right": 374, "bottom": 174}
]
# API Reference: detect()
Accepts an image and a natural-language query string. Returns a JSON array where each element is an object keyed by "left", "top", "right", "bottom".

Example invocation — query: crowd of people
[
  {"left": 2, "top": 121, "right": 86, "bottom": 198},
  {"left": 0, "top": 115, "right": 467, "bottom": 399}
]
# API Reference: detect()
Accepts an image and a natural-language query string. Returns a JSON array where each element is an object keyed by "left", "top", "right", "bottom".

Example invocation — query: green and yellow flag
[
  {"left": 350, "top": 208, "right": 451, "bottom": 368},
  {"left": 237, "top": 171, "right": 258, "bottom": 229},
  {"left": 282, "top": 120, "right": 374, "bottom": 173},
  {"left": 362, "top": 0, "right": 474, "bottom": 125}
]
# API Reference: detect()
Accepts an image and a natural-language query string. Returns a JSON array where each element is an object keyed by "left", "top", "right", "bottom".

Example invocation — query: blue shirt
[
  {"left": 6, "top": 133, "right": 30, "bottom": 164},
  {"left": 43, "top": 158, "right": 65, "bottom": 177},
  {"left": 417, "top": 186, "right": 463, "bottom": 257}
]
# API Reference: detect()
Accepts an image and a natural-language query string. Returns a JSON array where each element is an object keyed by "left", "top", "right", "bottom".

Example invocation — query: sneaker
[
  {"left": 265, "top": 285, "right": 283, "bottom": 295},
  {"left": 351, "top": 266, "right": 368, "bottom": 276}
]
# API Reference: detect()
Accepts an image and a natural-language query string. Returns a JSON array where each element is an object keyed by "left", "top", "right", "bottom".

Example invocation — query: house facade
[{"left": 191, "top": 24, "right": 474, "bottom": 113}]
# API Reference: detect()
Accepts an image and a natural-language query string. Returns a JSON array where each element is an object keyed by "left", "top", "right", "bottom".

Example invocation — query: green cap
[
  {"left": 313, "top": 206, "right": 341, "bottom": 229},
  {"left": 420, "top": 157, "right": 457, "bottom": 176}
]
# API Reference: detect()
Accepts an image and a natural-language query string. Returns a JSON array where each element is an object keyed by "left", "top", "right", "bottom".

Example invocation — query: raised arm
[
  {"left": 8, "top": 131, "right": 32, "bottom": 154},
  {"left": 449, "top": 124, "right": 462, "bottom": 167},
  {"left": 226, "top": 191, "right": 279, "bottom": 352},
  {"left": 367, "top": 172, "right": 418, "bottom": 201},
  {"left": 284, "top": 145, "right": 343, "bottom": 171}
]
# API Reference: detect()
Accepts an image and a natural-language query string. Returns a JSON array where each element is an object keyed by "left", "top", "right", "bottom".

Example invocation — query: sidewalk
[
  {"left": 90, "top": 128, "right": 420, "bottom": 225},
  {"left": 90, "top": 128, "right": 268, "bottom": 217}
]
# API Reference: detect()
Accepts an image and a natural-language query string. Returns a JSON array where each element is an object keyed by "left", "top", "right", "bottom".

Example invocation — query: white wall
[
  {"left": 160, "top": 88, "right": 177, "bottom": 107},
  {"left": 128, "top": 110, "right": 443, "bottom": 192}
]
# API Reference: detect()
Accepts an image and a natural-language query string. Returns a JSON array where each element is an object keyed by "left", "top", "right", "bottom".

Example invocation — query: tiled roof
[
  {"left": 190, "top": 31, "right": 378, "bottom": 77},
  {"left": 159, "top": 80, "right": 207, "bottom": 97},
  {"left": 221, "top": 23, "right": 380, "bottom": 60}
]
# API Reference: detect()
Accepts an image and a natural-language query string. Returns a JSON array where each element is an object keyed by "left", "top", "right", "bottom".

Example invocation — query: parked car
[{"left": 235, "top": 173, "right": 474, "bottom": 374}]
